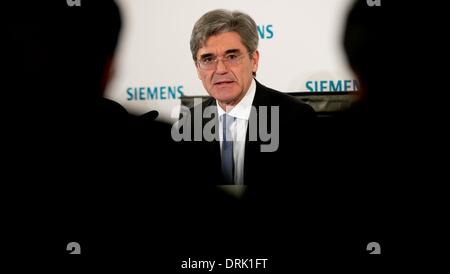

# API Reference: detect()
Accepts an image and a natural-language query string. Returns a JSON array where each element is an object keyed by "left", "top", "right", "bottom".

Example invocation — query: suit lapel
[
  {"left": 244, "top": 80, "right": 272, "bottom": 184},
  {"left": 201, "top": 97, "right": 220, "bottom": 146},
  {"left": 201, "top": 98, "right": 222, "bottom": 179}
]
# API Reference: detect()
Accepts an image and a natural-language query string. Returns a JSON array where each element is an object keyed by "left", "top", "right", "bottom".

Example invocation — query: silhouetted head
[
  {"left": 55, "top": 0, "right": 122, "bottom": 99},
  {"left": 343, "top": 1, "right": 406, "bottom": 108},
  {"left": 7, "top": 0, "right": 124, "bottom": 123}
]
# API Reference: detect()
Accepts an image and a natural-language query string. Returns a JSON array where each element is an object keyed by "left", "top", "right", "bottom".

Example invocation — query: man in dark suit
[{"left": 176, "top": 9, "right": 315, "bottom": 186}]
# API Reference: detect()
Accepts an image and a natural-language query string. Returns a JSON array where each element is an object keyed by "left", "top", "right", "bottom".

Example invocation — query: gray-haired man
[{"left": 178, "top": 9, "right": 315, "bottom": 185}]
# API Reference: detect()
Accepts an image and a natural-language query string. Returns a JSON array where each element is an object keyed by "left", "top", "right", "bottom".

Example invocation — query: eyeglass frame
[{"left": 196, "top": 51, "right": 254, "bottom": 70}]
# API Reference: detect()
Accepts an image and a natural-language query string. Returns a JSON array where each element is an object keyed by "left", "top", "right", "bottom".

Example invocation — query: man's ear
[
  {"left": 252, "top": 50, "right": 260, "bottom": 75},
  {"left": 353, "top": 70, "right": 367, "bottom": 102},
  {"left": 101, "top": 55, "right": 115, "bottom": 95}
]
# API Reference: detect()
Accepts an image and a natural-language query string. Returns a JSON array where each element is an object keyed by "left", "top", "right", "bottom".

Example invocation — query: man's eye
[
  {"left": 202, "top": 57, "right": 214, "bottom": 63},
  {"left": 226, "top": 54, "right": 238, "bottom": 60}
]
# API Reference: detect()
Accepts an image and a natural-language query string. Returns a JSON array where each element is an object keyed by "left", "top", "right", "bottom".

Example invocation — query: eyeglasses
[{"left": 196, "top": 53, "right": 246, "bottom": 70}]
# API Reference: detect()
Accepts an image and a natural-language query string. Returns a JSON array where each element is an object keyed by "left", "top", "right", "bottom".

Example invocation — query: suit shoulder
[{"left": 262, "top": 84, "right": 315, "bottom": 116}]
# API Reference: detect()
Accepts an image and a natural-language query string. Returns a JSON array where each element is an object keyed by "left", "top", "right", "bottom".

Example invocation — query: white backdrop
[{"left": 105, "top": 0, "right": 356, "bottom": 122}]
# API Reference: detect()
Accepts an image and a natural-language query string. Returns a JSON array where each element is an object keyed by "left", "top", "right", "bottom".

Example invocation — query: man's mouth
[{"left": 213, "top": 80, "right": 235, "bottom": 85}]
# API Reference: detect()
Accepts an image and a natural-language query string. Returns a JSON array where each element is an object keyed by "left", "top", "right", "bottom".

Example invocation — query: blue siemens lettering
[
  {"left": 126, "top": 88, "right": 133, "bottom": 101},
  {"left": 126, "top": 85, "right": 184, "bottom": 100},
  {"left": 305, "top": 80, "right": 359, "bottom": 92},
  {"left": 160, "top": 86, "right": 167, "bottom": 100},
  {"left": 148, "top": 87, "right": 158, "bottom": 99},
  {"left": 257, "top": 25, "right": 273, "bottom": 39}
]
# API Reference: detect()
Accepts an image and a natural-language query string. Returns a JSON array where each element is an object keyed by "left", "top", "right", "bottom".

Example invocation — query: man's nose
[{"left": 215, "top": 59, "right": 228, "bottom": 74}]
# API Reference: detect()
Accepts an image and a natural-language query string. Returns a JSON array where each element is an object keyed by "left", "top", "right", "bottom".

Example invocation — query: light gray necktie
[{"left": 221, "top": 114, "right": 235, "bottom": 184}]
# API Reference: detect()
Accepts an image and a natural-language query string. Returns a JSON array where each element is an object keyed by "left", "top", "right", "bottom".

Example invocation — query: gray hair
[{"left": 190, "top": 9, "right": 259, "bottom": 61}]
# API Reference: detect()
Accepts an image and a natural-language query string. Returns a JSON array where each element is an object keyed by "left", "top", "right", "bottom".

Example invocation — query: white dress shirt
[{"left": 217, "top": 79, "right": 256, "bottom": 185}]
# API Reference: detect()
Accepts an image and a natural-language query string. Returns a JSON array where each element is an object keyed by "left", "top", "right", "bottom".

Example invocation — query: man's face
[{"left": 196, "top": 31, "right": 259, "bottom": 109}]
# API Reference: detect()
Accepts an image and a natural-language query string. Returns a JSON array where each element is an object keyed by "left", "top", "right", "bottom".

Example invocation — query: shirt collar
[{"left": 216, "top": 78, "right": 256, "bottom": 121}]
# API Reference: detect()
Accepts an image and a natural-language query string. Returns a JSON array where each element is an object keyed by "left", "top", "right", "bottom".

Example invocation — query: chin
[
  {"left": 214, "top": 92, "right": 238, "bottom": 104},
  {"left": 210, "top": 86, "right": 228, "bottom": 95},
  {"left": 216, "top": 95, "right": 234, "bottom": 104}
]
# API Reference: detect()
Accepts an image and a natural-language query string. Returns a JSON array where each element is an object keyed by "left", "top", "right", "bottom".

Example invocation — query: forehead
[{"left": 197, "top": 32, "right": 246, "bottom": 57}]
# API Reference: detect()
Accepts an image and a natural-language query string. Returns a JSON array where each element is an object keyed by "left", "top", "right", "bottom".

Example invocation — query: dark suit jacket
[{"left": 182, "top": 79, "right": 316, "bottom": 185}]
